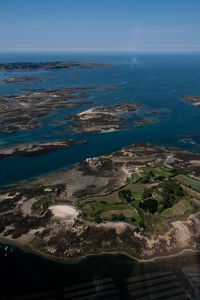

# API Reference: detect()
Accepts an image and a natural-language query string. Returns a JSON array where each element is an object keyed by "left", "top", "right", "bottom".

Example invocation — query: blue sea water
[{"left": 0, "top": 52, "right": 200, "bottom": 186}]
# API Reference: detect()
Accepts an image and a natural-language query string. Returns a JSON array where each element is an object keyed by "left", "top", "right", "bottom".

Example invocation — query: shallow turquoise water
[{"left": 0, "top": 52, "right": 200, "bottom": 186}]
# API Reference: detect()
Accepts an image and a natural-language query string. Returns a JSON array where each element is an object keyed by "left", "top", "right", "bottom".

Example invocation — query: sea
[{"left": 1, "top": 52, "right": 200, "bottom": 298}]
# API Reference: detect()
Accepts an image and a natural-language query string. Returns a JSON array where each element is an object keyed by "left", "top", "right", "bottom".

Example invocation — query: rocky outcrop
[
  {"left": 1, "top": 76, "right": 42, "bottom": 84},
  {"left": 0, "top": 86, "right": 112, "bottom": 134},
  {"left": 0, "top": 139, "right": 88, "bottom": 159},
  {"left": 67, "top": 103, "right": 142, "bottom": 133}
]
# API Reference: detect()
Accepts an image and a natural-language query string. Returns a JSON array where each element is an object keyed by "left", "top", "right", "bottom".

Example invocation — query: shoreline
[
  {"left": 0, "top": 232, "right": 199, "bottom": 266},
  {"left": 0, "top": 139, "right": 88, "bottom": 160},
  {"left": 0, "top": 139, "right": 197, "bottom": 189}
]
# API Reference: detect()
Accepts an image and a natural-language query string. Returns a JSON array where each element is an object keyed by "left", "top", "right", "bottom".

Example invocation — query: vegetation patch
[
  {"left": 141, "top": 166, "right": 171, "bottom": 178},
  {"left": 31, "top": 197, "right": 53, "bottom": 214},
  {"left": 143, "top": 213, "right": 171, "bottom": 236},
  {"left": 140, "top": 199, "right": 158, "bottom": 214},
  {"left": 173, "top": 175, "right": 200, "bottom": 192},
  {"left": 169, "top": 167, "right": 191, "bottom": 176},
  {"left": 161, "top": 199, "right": 194, "bottom": 217},
  {"left": 102, "top": 208, "right": 138, "bottom": 222},
  {"left": 131, "top": 166, "right": 171, "bottom": 184},
  {"left": 78, "top": 166, "right": 200, "bottom": 235}
]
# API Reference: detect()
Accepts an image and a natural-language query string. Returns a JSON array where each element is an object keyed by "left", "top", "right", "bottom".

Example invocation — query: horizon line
[{"left": 0, "top": 48, "right": 200, "bottom": 54}]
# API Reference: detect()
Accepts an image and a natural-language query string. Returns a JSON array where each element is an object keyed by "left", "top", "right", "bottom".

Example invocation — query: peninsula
[
  {"left": 0, "top": 139, "right": 87, "bottom": 159},
  {"left": 1, "top": 143, "right": 200, "bottom": 261}
]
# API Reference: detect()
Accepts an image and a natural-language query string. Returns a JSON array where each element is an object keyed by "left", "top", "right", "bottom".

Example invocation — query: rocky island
[
  {"left": 135, "top": 119, "right": 151, "bottom": 126},
  {"left": 67, "top": 103, "right": 142, "bottom": 133},
  {"left": 1, "top": 142, "right": 200, "bottom": 261},
  {"left": 184, "top": 95, "right": 200, "bottom": 106},
  {"left": 0, "top": 86, "right": 113, "bottom": 134},
  {"left": 0, "top": 139, "right": 87, "bottom": 159},
  {"left": 0, "top": 76, "right": 43, "bottom": 84},
  {"left": 0, "top": 61, "right": 110, "bottom": 71}
]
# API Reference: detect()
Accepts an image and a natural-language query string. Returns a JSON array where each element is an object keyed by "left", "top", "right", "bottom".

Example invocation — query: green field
[
  {"left": 173, "top": 175, "right": 200, "bottom": 192},
  {"left": 131, "top": 173, "right": 141, "bottom": 181},
  {"left": 141, "top": 166, "right": 171, "bottom": 178},
  {"left": 101, "top": 207, "right": 139, "bottom": 220},
  {"left": 80, "top": 191, "right": 121, "bottom": 205},
  {"left": 159, "top": 166, "right": 171, "bottom": 172},
  {"left": 161, "top": 199, "right": 193, "bottom": 217},
  {"left": 79, "top": 199, "right": 138, "bottom": 223},
  {"left": 78, "top": 166, "right": 200, "bottom": 235},
  {"left": 78, "top": 182, "right": 147, "bottom": 223}
]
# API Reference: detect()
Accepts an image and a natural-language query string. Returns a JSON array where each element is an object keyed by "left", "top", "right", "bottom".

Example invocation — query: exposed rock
[
  {"left": 1, "top": 76, "right": 42, "bottom": 84},
  {"left": 0, "top": 61, "right": 111, "bottom": 71},
  {"left": 0, "top": 86, "right": 112, "bottom": 134},
  {"left": 67, "top": 103, "right": 142, "bottom": 133},
  {"left": 0, "top": 139, "right": 87, "bottom": 159},
  {"left": 165, "top": 155, "right": 179, "bottom": 165}
]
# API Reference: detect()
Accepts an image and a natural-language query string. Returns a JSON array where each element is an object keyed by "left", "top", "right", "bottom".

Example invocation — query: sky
[{"left": 0, "top": 0, "right": 200, "bottom": 52}]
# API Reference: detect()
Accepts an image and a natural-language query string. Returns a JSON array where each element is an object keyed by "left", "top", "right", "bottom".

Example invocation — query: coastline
[{"left": 0, "top": 234, "right": 199, "bottom": 266}]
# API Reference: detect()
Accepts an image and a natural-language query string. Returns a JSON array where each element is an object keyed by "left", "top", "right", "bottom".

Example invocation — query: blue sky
[{"left": 0, "top": 0, "right": 200, "bottom": 52}]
